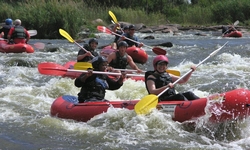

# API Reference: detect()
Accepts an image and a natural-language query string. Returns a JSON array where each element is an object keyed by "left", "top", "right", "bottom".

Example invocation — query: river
[{"left": 0, "top": 30, "right": 250, "bottom": 149}]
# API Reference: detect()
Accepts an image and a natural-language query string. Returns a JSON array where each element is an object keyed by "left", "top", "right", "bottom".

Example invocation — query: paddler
[
  {"left": 117, "top": 24, "right": 144, "bottom": 48},
  {"left": 74, "top": 56, "right": 126, "bottom": 103},
  {"left": 107, "top": 41, "right": 142, "bottom": 73},
  {"left": 77, "top": 38, "right": 99, "bottom": 62},
  {"left": 145, "top": 55, "right": 200, "bottom": 101}
]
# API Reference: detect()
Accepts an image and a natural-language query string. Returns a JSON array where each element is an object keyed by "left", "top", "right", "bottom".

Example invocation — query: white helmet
[{"left": 14, "top": 19, "right": 21, "bottom": 25}]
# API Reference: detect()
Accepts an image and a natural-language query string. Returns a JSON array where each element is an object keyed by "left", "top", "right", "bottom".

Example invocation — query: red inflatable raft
[
  {"left": 223, "top": 31, "right": 242, "bottom": 38},
  {"left": 0, "top": 40, "right": 34, "bottom": 53},
  {"left": 50, "top": 88, "right": 250, "bottom": 123},
  {"left": 101, "top": 45, "right": 148, "bottom": 64}
]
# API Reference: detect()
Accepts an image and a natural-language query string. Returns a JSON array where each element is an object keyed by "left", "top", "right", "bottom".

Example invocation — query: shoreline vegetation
[{"left": 0, "top": 0, "right": 249, "bottom": 39}]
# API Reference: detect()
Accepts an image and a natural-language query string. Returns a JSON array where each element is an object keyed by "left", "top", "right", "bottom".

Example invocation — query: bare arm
[
  {"left": 172, "top": 66, "right": 196, "bottom": 84},
  {"left": 107, "top": 52, "right": 116, "bottom": 64},
  {"left": 77, "top": 51, "right": 92, "bottom": 61},
  {"left": 112, "top": 23, "right": 120, "bottom": 33}
]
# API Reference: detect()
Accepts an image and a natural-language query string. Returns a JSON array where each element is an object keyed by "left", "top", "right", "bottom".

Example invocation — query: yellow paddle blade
[
  {"left": 108, "top": 11, "right": 121, "bottom": 30},
  {"left": 73, "top": 62, "right": 93, "bottom": 70},
  {"left": 108, "top": 11, "right": 118, "bottom": 23},
  {"left": 59, "top": 29, "right": 74, "bottom": 43},
  {"left": 135, "top": 94, "right": 159, "bottom": 115},
  {"left": 166, "top": 69, "right": 180, "bottom": 77}
]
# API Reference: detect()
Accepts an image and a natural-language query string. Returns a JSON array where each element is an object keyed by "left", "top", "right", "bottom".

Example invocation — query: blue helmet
[{"left": 5, "top": 18, "right": 12, "bottom": 25}]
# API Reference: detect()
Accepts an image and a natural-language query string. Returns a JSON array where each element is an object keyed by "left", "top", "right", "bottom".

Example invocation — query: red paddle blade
[
  {"left": 97, "top": 26, "right": 112, "bottom": 34},
  {"left": 38, "top": 62, "right": 67, "bottom": 76},
  {"left": 152, "top": 47, "right": 167, "bottom": 55}
]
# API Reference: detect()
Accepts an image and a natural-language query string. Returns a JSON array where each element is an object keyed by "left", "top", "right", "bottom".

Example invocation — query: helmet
[
  {"left": 118, "top": 41, "right": 128, "bottom": 48},
  {"left": 5, "top": 18, "right": 12, "bottom": 25},
  {"left": 14, "top": 19, "right": 21, "bottom": 25},
  {"left": 153, "top": 55, "right": 169, "bottom": 70},
  {"left": 88, "top": 38, "right": 98, "bottom": 45},
  {"left": 91, "top": 56, "right": 107, "bottom": 70},
  {"left": 123, "top": 26, "right": 129, "bottom": 30},
  {"left": 128, "top": 24, "right": 135, "bottom": 30}
]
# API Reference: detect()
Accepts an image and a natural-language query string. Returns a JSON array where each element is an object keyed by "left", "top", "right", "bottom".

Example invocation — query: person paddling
[
  {"left": 77, "top": 38, "right": 99, "bottom": 62},
  {"left": 107, "top": 41, "right": 142, "bottom": 73},
  {"left": 74, "top": 56, "right": 126, "bottom": 103},
  {"left": 111, "top": 24, "right": 129, "bottom": 49},
  {"left": 117, "top": 24, "right": 143, "bottom": 48},
  {"left": 145, "top": 55, "right": 199, "bottom": 101},
  {"left": 222, "top": 25, "right": 236, "bottom": 35}
]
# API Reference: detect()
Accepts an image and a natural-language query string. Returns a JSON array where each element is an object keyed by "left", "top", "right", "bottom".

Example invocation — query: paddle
[
  {"left": 222, "top": 20, "right": 239, "bottom": 36},
  {"left": 134, "top": 41, "right": 229, "bottom": 115},
  {"left": 109, "top": 10, "right": 124, "bottom": 33},
  {"left": 59, "top": 29, "right": 93, "bottom": 56},
  {"left": 33, "top": 42, "right": 45, "bottom": 49},
  {"left": 109, "top": 11, "right": 118, "bottom": 24},
  {"left": 74, "top": 62, "right": 181, "bottom": 76},
  {"left": 38, "top": 62, "right": 144, "bottom": 77},
  {"left": 97, "top": 26, "right": 167, "bottom": 55},
  {"left": 28, "top": 30, "right": 37, "bottom": 36},
  {"left": 111, "top": 20, "right": 116, "bottom": 25}
]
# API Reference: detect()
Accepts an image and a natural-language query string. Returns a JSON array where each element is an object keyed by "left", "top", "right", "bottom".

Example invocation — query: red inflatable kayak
[
  {"left": 0, "top": 39, "right": 34, "bottom": 53},
  {"left": 223, "top": 31, "right": 242, "bottom": 37},
  {"left": 51, "top": 88, "right": 250, "bottom": 123},
  {"left": 101, "top": 45, "right": 148, "bottom": 64}
]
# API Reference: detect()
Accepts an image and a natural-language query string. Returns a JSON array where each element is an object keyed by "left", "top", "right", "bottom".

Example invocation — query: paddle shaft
[
  {"left": 74, "top": 62, "right": 180, "bottom": 76},
  {"left": 59, "top": 29, "right": 95, "bottom": 57},
  {"left": 158, "top": 41, "right": 229, "bottom": 97},
  {"left": 67, "top": 69, "right": 143, "bottom": 77},
  {"left": 97, "top": 26, "right": 167, "bottom": 55},
  {"left": 111, "top": 29, "right": 152, "bottom": 49},
  {"left": 75, "top": 41, "right": 94, "bottom": 57}
]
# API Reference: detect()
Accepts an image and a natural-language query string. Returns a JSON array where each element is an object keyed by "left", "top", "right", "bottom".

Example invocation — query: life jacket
[
  {"left": 109, "top": 51, "right": 128, "bottom": 69},
  {"left": 78, "top": 74, "right": 109, "bottom": 102},
  {"left": 145, "top": 71, "right": 176, "bottom": 101},
  {"left": 78, "top": 44, "right": 99, "bottom": 62},
  {"left": 12, "top": 26, "right": 26, "bottom": 39},
  {"left": 123, "top": 33, "right": 138, "bottom": 47},
  {"left": 2, "top": 25, "right": 13, "bottom": 39}
]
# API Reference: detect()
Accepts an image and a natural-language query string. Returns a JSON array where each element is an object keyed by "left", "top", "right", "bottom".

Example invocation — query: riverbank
[
  {"left": 107, "top": 22, "right": 250, "bottom": 36},
  {"left": 76, "top": 20, "right": 250, "bottom": 44}
]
